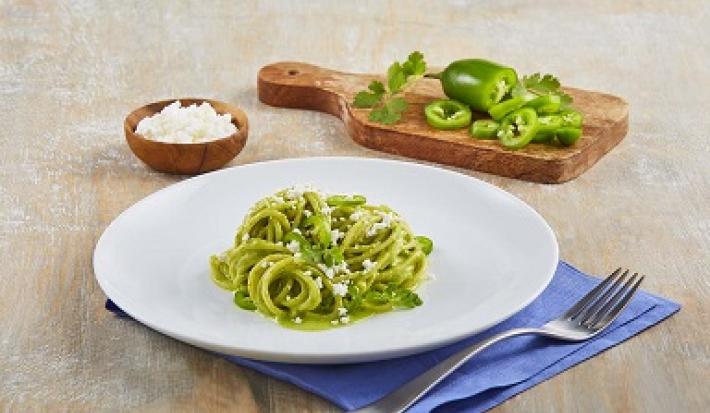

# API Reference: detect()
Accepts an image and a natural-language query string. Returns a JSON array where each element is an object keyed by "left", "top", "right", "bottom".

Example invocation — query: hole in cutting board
[{"left": 287, "top": 69, "right": 299, "bottom": 75}]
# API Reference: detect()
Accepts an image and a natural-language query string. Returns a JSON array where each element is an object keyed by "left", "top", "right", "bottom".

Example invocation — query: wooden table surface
[{"left": 1, "top": 1, "right": 708, "bottom": 412}]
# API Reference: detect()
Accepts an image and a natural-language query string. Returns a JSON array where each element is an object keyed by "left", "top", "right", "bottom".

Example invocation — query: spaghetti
[{"left": 209, "top": 186, "right": 432, "bottom": 330}]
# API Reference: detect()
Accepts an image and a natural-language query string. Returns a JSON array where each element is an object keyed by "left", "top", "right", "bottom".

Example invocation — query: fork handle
[{"left": 352, "top": 327, "right": 542, "bottom": 413}]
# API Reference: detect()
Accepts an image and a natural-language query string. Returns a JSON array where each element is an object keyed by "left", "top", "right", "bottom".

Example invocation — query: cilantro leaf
[
  {"left": 353, "top": 81, "right": 385, "bottom": 108},
  {"left": 522, "top": 73, "right": 539, "bottom": 88},
  {"left": 353, "top": 91, "right": 381, "bottom": 108},
  {"left": 539, "top": 74, "right": 561, "bottom": 92},
  {"left": 402, "top": 51, "right": 426, "bottom": 77},
  {"left": 345, "top": 285, "right": 363, "bottom": 311},
  {"left": 368, "top": 107, "right": 386, "bottom": 123},
  {"left": 535, "top": 74, "right": 559, "bottom": 93},
  {"left": 300, "top": 244, "right": 322, "bottom": 264},
  {"left": 369, "top": 106, "right": 401, "bottom": 125},
  {"left": 368, "top": 80, "right": 385, "bottom": 95},
  {"left": 387, "top": 62, "right": 406, "bottom": 93},
  {"left": 510, "top": 81, "right": 528, "bottom": 98},
  {"left": 523, "top": 72, "right": 562, "bottom": 95},
  {"left": 518, "top": 72, "right": 575, "bottom": 108},
  {"left": 352, "top": 51, "right": 426, "bottom": 125},
  {"left": 386, "top": 97, "right": 407, "bottom": 113},
  {"left": 322, "top": 246, "right": 344, "bottom": 266}
]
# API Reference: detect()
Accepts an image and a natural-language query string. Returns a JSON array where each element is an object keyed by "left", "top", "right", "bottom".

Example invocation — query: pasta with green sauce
[{"left": 209, "top": 186, "right": 433, "bottom": 330}]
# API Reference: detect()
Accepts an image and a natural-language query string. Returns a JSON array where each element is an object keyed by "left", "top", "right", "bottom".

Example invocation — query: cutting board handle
[{"left": 258, "top": 62, "right": 347, "bottom": 117}]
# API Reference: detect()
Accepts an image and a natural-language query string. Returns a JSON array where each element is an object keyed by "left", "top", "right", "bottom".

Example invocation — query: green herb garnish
[
  {"left": 512, "top": 72, "right": 573, "bottom": 109},
  {"left": 352, "top": 51, "right": 427, "bottom": 125}
]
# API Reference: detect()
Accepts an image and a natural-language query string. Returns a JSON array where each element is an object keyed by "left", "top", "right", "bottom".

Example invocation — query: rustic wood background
[{"left": 1, "top": 1, "right": 707, "bottom": 412}]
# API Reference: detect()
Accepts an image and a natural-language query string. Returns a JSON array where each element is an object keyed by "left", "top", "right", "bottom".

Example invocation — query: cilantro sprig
[
  {"left": 352, "top": 51, "right": 426, "bottom": 125},
  {"left": 512, "top": 72, "right": 573, "bottom": 109}
]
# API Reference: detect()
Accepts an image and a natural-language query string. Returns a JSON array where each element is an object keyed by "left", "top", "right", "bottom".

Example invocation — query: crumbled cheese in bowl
[{"left": 136, "top": 100, "right": 237, "bottom": 144}]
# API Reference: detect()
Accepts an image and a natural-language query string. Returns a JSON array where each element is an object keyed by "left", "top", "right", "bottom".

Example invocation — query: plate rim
[{"left": 94, "top": 156, "right": 559, "bottom": 363}]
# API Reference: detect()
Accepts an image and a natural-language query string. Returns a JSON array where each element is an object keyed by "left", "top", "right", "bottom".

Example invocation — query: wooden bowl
[{"left": 124, "top": 98, "right": 248, "bottom": 174}]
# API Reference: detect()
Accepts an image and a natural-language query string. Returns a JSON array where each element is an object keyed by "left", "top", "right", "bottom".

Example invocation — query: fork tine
[
  {"left": 589, "top": 275, "right": 645, "bottom": 330},
  {"left": 583, "top": 273, "right": 638, "bottom": 327},
  {"left": 563, "top": 268, "right": 624, "bottom": 320},
  {"left": 575, "top": 270, "right": 631, "bottom": 324}
]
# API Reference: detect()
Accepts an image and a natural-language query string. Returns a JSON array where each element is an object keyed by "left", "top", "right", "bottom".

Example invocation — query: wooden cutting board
[{"left": 257, "top": 62, "right": 629, "bottom": 183}]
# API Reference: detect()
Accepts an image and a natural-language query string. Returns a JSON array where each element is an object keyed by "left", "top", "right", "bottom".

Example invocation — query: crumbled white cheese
[
  {"left": 332, "top": 261, "right": 349, "bottom": 275},
  {"left": 135, "top": 100, "right": 237, "bottom": 144},
  {"left": 314, "top": 276, "right": 323, "bottom": 289},
  {"left": 303, "top": 209, "right": 312, "bottom": 217},
  {"left": 261, "top": 261, "right": 269, "bottom": 268},
  {"left": 367, "top": 211, "right": 395, "bottom": 237},
  {"left": 286, "top": 240, "right": 300, "bottom": 254},
  {"left": 362, "top": 259, "right": 377, "bottom": 272},
  {"left": 294, "top": 252, "right": 302, "bottom": 259},
  {"left": 241, "top": 233, "right": 250, "bottom": 242},
  {"left": 332, "top": 282, "right": 348, "bottom": 296},
  {"left": 292, "top": 228, "right": 301, "bottom": 234},
  {"left": 285, "top": 187, "right": 303, "bottom": 200},
  {"left": 339, "top": 316, "right": 350, "bottom": 324},
  {"left": 293, "top": 316, "right": 302, "bottom": 324},
  {"left": 338, "top": 307, "right": 348, "bottom": 316},
  {"left": 317, "top": 263, "right": 336, "bottom": 279},
  {"left": 331, "top": 229, "right": 344, "bottom": 244},
  {"left": 349, "top": 209, "right": 365, "bottom": 221},
  {"left": 285, "top": 184, "right": 319, "bottom": 200},
  {"left": 304, "top": 270, "right": 312, "bottom": 276},
  {"left": 322, "top": 205, "right": 334, "bottom": 215}
]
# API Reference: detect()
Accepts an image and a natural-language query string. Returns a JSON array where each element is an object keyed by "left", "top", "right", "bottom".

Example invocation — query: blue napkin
[{"left": 105, "top": 262, "right": 679, "bottom": 412}]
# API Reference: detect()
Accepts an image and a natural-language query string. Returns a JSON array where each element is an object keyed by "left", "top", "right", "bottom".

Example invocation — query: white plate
[{"left": 94, "top": 157, "right": 558, "bottom": 363}]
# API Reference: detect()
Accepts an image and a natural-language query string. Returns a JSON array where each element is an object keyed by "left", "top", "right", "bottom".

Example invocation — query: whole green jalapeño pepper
[
  {"left": 497, "top": 108, "right": 539, "bottom": 150},
  {"left": 430, "top": 59, "right": 518, "bottom": 112},
  {"left": 424, "top": 99, "right": 472, "bottom": 130}
]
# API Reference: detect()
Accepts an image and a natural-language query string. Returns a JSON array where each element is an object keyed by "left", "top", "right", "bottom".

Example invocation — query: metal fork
[{"left": 353, "top": 268, "right": 644, "bottom": 413}]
